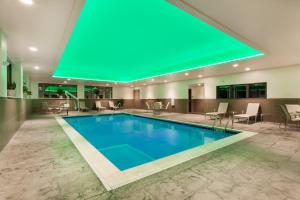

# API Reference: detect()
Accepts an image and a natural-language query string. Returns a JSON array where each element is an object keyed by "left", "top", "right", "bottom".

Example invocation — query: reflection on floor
[{"left": 0, "top": 109, "right": 300, "bottom": 199}]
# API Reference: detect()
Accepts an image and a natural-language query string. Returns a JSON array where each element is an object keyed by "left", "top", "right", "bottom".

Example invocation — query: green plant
[
  {"left": 7, "top": 82, "right": 16, "bottom": 90},
  {"left": 117, "top": 99, "right": 124, "bottom": 108},
  {"left": 23, "top": 82, "right": 32, "bottom": 96},
  {"left": 93, "top": 88, "right": 100, "bottom": 95},
  {"left": 57, "top": 88, "right": 64, "bottom": 96}
]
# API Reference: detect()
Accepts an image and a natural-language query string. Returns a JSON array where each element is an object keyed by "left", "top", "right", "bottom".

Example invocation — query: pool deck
[{"left": 1, "top": 110, "right": 300, "bottom": 199}]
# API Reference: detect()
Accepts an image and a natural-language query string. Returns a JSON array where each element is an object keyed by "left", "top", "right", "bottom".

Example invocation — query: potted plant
[
  {"left": 57, "top": 88, "right": 64, "bottom": 99},
  {"left": 7, "top": 82, "right": 16, "bottom": 97},
  {"left": 117, "top": 98, "right": 124, "bottom": 108},
  {"left": 94, "top": 88, "right": 100, "bottom": 99},
  {"left": 23, "top": 82, "right": 32, "bottom": 98}
]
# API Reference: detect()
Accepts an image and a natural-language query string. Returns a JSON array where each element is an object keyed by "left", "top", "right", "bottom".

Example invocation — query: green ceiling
[{"left": 53, "top": 0, "right": 263, "bottom": 83}]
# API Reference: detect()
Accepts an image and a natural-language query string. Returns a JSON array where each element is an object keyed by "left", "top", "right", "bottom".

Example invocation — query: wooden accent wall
[{"left": 0, "top": 98, "right": 32, "bottom": 151}]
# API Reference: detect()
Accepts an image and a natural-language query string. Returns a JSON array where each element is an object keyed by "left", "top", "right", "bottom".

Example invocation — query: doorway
[{"left": 188, "top": 88, "right": 192, "bottom": 113}]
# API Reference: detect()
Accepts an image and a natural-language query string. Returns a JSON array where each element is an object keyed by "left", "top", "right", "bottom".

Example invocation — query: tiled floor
[{"left": 0, "top": 110, "right": 300, "bottom": 200}]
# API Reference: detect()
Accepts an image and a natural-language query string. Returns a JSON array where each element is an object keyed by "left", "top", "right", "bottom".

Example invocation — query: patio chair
[
  {"left": 205, "top": 102, "right": 228, "bottom": 119},
  {"left": 109, "top": 101, "right": 119, "bottom": 110},
  {"left": 145, "top": 101, "right": 153, "bottom": 112},
  {"left": 153, "top": 102, "right": 162, "bottom": 115},
  {"left": 41, "top": 101, "right": 59, "bottom": 113},
  {"left": 57, "top": 102, "right": 70, "bottom": 115},
  {"left": 280, "top": 105, "right": 300, "bottom": 128},
  {"left": 285, "top": 104, "right": 300, "bottom": 117},
  {"left": 233, "top": 103, "right": 260, "bottom": 124},
  {"left": 79, "top": 101, "right": 90, "bottom": 112},
  {"left": 96, "top": 101, "right": 106, "bottom": 111},
  {"left": 162, "top": 102, "right": 170, "bottom": 110}
]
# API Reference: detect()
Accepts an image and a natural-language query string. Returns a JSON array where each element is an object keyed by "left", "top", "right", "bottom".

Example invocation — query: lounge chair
[
  {"left": 205, "top": 102, "right": 228, "bottom": 119},
  {"left": 280, "top": 105, "right": 300, "bottom": 128},
  {"left": 161, "top": 102, "right": 170, "bottom": 111},
  {"left": 153, "top": 102, "right": 162, "bottom": 115},
  {"left": 233, "top": 103, "right": 260, "bottom": 124},
  {"left": 96, "top": 101, "right": 106, "bottom": 111},
  {"left": 145, "top": 102, "right": 153, "bottom": 112},
  {"left": 41, "top": 101, "right": 62, "bottom": 113},
  {"left": 57, "top": 103, "right": 70, "bottom": 115},
  {"left": 285, "top": 104, "right": 300, "bottom": 117},
  {"left": 109, "top": 101, "right": 119, "bottom": 110},
  {"left": 79, "top": 101, "right": 90, "bottom": 112}
]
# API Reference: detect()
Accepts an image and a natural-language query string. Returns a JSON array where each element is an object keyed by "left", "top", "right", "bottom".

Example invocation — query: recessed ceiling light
[
  {"left": 63, "top": 81, "right": 67, "bottom": 84},
  {"left": 184, "top": 72, "right": 189, "bottom": 76},
  {"left": 34, "top": 66, "right": 40, "bottom": 70},
  {"left": 197, "top": 83, "right": 201, "bottom": 86},
  {"left": 151, "top": 79, "right": 155, "bottom": 82},
  {"left": 233, "top": 63, "right": 239, "bottom": 68},
  {"left": 143, "top": 83, "right": 146, "bottom": 85},
  {"left": 19, "top": 0, "right": 33, "bottom": 5},
  {"left": 29, "top": 46, "right": 38, "bottom": 52},
  {"left": 106, "top": 83, "right": 109, "bottom": 86},
  {"left": 245, "top": 67, "right": 251, "bottom": 71},
  {"left": 198, "top": 74, "right": 203, "bottom": 78},
  {"left": 67, "top": 78, "right": 71, "bottom": 81},
  {"left": 164, "top": 80, "right": 168, "bottom": 83}
]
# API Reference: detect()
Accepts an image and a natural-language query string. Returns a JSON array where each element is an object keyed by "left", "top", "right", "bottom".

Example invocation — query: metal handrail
[
  {"left": 65, "top": 91, "right": 80, "bottom": 112},
  {"left": 224, "top": 116, "right": 233, "bottom": 131},
  {"left": 212, "top": 116, "right": 220, "bottom": 131}
]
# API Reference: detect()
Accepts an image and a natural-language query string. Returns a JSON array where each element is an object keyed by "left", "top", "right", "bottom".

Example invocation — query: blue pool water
[{"left": 64, "top": 114, "right": 238, "bottom": 170}]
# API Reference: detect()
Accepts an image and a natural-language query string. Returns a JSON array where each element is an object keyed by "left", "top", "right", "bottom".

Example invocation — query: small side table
[{"left": 260, "top": 113, "right": 271, "bottom": 124}]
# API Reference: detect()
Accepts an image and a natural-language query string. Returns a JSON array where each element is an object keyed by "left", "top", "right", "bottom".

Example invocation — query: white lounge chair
[
  {"left": 145, "top": 102, "right": 153, "bottom": 112},
  {"left": 79, "top": 101, "right": 90, "bottom": 112},
  {"left": 96, "top": 101, "right": 106, "bottom": 111},
  {"left": 233, "top": 103, "right": 260, "bottom": 124},
  {"left": 206, "top": 102, "right": 228, "bottom": 119},
  {"left": 57, "top": 103, "right": 70, "bottom": 115},
  {"left": 280, "top": 105, "right": 300, "bottom": 128},
  {"left": 285, "top": 104, "right": 300, "bottom": 118},
  {"left": 109, "top": 101, "right": 119, "bottom": 110},
  {"left": 162, "top": 102, "right": 170, "bottom": 111},
  {"left": 279, "top": 104, "right": 300, "bottom": 128},
  {"left": 153, "top": 102, "right": 162, "bottom": 115}
]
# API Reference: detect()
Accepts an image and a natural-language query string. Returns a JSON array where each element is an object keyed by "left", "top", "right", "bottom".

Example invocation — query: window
[
  {"left": 217, "top": 82, "right": 266, "bottom": 99},
  {"left": 38, "top": 83, "right": 77, "bottom": 98},
  {"left": 84, "top": 86, "right": 112, "bottom": 99},
  {"left": 249, "top": 83, "right": 267, "bottom": 98},
  {"left": 233, "top": 84, "right": 247, "bottom": 98},
  {"left": 217, "top": 85, "right": 231, "bottom": 99}
]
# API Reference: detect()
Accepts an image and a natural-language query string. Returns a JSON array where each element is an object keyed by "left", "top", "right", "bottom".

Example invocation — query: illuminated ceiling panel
[{"left": 53, "top": 0, "right": 263, "bottom": 82}]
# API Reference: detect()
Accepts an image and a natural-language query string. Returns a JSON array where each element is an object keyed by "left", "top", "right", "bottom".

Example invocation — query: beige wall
[
  {"left": 113, "top": 86, "right": 133, "bottom": 99},
  {"left": 139, "top": 65, "right": 300, "bottom": 99},
  {"left": 29, "top": 65, "right": 300, "bottom": 100}
]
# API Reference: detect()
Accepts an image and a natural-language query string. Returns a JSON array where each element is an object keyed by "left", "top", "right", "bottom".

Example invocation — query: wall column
[
  {"left": 77, "top": 82, "right": 85, "bottom": 99},
  {"left": 12, "top": 62, "right": 23, "bottom": 98},
  {"left": 30, "top": 82, "right": 39, "bottom": 99},
  {"left": 0, "top": 31, "right": 7, "bottom": 97}
]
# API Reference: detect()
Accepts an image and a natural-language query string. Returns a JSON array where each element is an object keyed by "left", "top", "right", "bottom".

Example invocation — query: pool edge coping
[{"left": 56, "top": 112, "right": 258, "bottom": 191}]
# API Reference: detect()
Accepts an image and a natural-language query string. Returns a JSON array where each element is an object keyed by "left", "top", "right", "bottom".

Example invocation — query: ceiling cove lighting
[
  {"left": 19, "top": 0, "right": 33, "bottom": 5},
  {"left": 53, "top": 0, "right": 263, "bottom": 83}
]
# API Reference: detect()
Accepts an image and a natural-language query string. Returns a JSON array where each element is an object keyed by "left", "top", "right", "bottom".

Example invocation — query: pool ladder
[
  {"left": 212, "top": 116, "right": 221, "bottom": 131},
  {"left": 212, "top": 116, "right": 233, "bottom": 131}
]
